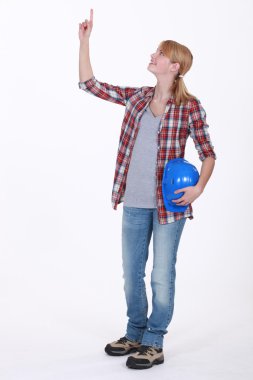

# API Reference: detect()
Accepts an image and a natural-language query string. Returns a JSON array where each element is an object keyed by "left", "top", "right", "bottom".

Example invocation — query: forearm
[
  {"left": 196, "top": 157, "right": 215, "bottom": 192},
  {"left": 79, "top": 38, "right": 94, "bottom": 82}
]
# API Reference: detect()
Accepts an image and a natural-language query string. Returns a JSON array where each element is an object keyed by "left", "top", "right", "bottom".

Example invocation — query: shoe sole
[
  {"left": 126, "top": 356, "right": 164, "bottom": 369},
  {"left": 104, "top": 345, "right": 140, "bottom": 356}
]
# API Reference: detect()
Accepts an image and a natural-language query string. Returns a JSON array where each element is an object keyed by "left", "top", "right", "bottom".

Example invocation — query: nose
[{"left": 151, "top": 50, "right": 159, "bottom": 58}]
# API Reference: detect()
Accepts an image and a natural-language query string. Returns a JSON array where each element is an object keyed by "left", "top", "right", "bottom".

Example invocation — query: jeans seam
[
  {"left": 138, "top": 222, "right": 151, "bottom": 326},
  {"left": 165, "top": 218, "right": 186, "bottom": 327}
]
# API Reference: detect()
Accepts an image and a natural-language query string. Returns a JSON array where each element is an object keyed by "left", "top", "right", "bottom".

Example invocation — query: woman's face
[
  {"left": 147, "top": 47, "right": 178, "bottom": 76},
  {"left": 147, "top": 47, "right": 171, "bottom": 75}
]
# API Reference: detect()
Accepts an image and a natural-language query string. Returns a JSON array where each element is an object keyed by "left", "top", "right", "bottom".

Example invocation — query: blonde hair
[{"left": 158, "top": 40, "right": 196, "bottom": 106}]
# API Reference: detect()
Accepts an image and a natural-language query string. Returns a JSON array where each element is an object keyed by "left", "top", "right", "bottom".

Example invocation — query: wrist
[
  {"left": 80, "top": 37, "right": 90, "bottom": 45},
  {"left": 195, "top": 183, "right": 204, "bottom": 193}
]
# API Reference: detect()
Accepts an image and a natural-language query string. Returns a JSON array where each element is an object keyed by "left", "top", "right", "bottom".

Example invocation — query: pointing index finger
[{"left": 90, "top": 8, "right": 93, "bottom": 22}]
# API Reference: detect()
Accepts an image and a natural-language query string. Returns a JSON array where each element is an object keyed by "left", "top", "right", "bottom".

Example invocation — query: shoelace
[
  {"left": 116, "top": 336, "right": 129, "bottom": 344},
  {"left": 136, "top": 345, "right": 154, "bottom": 355}
]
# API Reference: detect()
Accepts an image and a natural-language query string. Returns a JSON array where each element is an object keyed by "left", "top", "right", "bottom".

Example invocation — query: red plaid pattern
[{"left": 78, "top": 76, "right": 217, "bottom": 224}]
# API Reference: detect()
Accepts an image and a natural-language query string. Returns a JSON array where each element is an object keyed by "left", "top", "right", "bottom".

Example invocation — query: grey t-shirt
[{"left": 123, "top": 104, "right": 163, "bottom": 208}]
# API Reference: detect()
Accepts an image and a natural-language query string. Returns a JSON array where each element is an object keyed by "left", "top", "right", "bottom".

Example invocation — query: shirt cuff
[
  {"left": 78, "top": 75, "right": 96, "bottom": 90},
  {"left": 200, "top": 152, "right": 217, "bottom": 161}
]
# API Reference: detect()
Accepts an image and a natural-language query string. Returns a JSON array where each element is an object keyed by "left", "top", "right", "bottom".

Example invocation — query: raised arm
[
  {"left": 79, "top": 8, "right": 94, "bottom": 82},
  {"left": 78, "top": 9, "right": 141, "bottom": 106},
  {"left": 78, "top": 76, "right": 142, "bottom": 106}
]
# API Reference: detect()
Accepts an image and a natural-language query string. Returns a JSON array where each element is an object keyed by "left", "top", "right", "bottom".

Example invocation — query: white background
[{"left": 0, "top": 0, "right": 252, "bottom": 379}]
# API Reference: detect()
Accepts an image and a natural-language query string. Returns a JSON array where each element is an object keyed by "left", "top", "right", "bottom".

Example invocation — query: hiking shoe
[
  {"left": 104, "top": 336, "right": 142, "bottom": 356},
  {"left": 126, "top": 344, "right": 164, "bottom": 369}
]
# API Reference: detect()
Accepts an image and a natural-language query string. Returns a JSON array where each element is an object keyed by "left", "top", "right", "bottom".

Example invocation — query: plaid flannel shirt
[{"left": 78, "top": 76, "right": 217, "bottom": 224}]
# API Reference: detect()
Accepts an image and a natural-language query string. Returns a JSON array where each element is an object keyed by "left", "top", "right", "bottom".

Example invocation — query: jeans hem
[
  {"left": 125, "top": 334, "right": 142, "bottom": 343},
  {"left": 141, "top": 341, "right": 163, "bottom": 349}
]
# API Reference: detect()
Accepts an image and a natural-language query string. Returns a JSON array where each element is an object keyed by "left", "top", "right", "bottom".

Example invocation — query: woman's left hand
[{"left": 172, "top": 185, "right": 203, "bottom": 206}]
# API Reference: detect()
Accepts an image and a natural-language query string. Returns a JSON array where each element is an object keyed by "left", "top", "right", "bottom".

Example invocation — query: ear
[{"left": 172, "top": 62, "right": 180, "bottom": 73}]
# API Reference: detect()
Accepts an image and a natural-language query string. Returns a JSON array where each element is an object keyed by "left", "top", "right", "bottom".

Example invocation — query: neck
[{"left": 153, "top": 76, "right": 174, "bottom": 102}]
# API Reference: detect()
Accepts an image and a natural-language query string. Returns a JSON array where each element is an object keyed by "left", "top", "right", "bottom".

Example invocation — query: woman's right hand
[{"left": 79, "top": 8, "right": 93, "bottom": 42}]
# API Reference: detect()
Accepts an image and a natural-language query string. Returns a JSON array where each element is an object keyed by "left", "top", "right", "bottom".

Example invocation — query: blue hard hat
[{"left": 162, "top": 158, "right": 200, "bottom": 212}]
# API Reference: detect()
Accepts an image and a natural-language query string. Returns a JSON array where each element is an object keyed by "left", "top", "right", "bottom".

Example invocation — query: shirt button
[{"left": 158, "top": 146, "right": 160, "bottom": 150}]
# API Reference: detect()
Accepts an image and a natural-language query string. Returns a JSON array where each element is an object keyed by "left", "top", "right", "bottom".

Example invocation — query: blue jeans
[{"left": 122, "top": 206, "right": 187, "bottom": 349}]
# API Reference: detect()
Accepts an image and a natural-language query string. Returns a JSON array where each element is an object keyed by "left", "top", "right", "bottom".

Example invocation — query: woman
[{"left": 78, "top": 9, "right": 217, "bottom": 370}]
